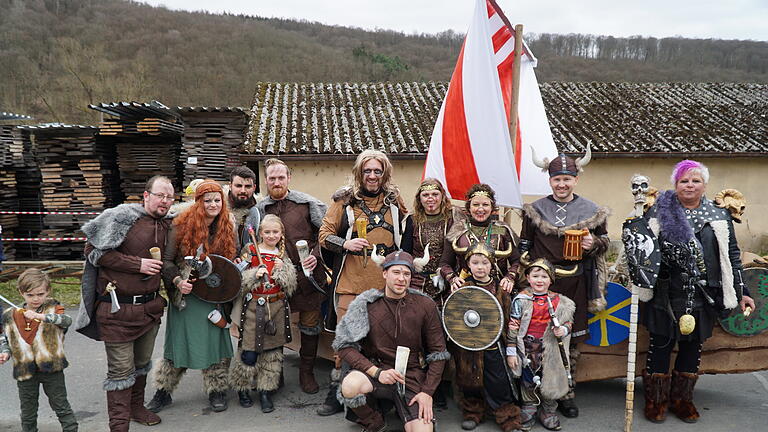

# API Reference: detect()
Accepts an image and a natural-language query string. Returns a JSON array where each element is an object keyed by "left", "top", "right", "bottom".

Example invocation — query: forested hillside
[{"left": 1, "top": 0, "right": 766, "bottom": 124}]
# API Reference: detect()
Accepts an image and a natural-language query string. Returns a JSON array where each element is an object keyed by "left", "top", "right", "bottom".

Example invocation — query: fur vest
[
  {"left": 644, "top": 190, "right": 741, "bottom": 309},
  {"left": 509, "top": 290, "right": 575, "bottom": 400},
  {"left": 1, "top": 300, "right": 69, "bottom": 381}
]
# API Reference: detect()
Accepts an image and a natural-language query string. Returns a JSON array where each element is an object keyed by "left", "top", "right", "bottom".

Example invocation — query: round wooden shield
[
  {"left": 584, "top": 282, "right": 631, "bottom": 346},
  {"left": 719, "top": 267, "right": 768, "bottom": 337},
  {"left": 442, "top": 286, "right": 503, "bottom": 351},
  {"left": 192, "top": 254, "right": 242, "bottom": 304}
]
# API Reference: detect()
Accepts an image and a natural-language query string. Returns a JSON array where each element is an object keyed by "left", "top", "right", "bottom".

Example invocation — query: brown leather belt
[{"left": 250, "top": 291, "right": 285, "bottom": 305}]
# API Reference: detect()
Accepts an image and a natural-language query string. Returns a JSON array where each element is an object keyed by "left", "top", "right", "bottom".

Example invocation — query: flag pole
[
  {"left": 504, "top": 23, "right": 524, "bottom": 225},
  {"left": 508, "top": 23, "right": 523, "bottom": 154}
]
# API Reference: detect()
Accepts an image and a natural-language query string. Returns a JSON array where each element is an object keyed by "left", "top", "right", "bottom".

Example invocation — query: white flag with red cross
[{"left": 424, "top": 0, "right": 558, "bottom": 207}]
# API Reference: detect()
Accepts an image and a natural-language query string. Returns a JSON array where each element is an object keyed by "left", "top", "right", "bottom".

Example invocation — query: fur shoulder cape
[
  {"left": 332, "top": 288, "right": 431, "bottom": 352},
  {"left": 522, "top": 199, "right": 611, "bottom": 237},
  {"left": 256, "top": 190, "right": 328, "bottom": 229},
  {"left": 77, "top": 203, "right": 172, "bottom": 340}
]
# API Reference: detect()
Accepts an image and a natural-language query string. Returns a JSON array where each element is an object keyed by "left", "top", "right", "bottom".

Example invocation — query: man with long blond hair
[
  {"left": 147, "top": 180, "right": 239, "bottom": 414},
  {"left": 317, "top": 149, "right": 413, "bottom": 416},
  {"left": 77, "top": 175, "right": 174, "bottom": 431}
]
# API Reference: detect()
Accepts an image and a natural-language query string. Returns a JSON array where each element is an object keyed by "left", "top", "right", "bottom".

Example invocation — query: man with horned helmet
[
  {"left": 317, "top": 149, "right": 413, "bottom": 416},
  {"left": 522, "top": 146, "right": 610, "bottom": 418},
  {"left": 333, "top": 250, "right": 449, "bottom": 432}
]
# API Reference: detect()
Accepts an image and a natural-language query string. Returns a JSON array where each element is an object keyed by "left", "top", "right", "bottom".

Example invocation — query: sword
[
  {"left": 498, "top": 340, "right": 521, "bottom": 402},
  {"left": 546, "top": 295, "right": 573, "bottom": 389},
  {"left": 0, "top": 293, "right": 20, "bottom": 309},
  {"left": 105, "top": 282, "right": 120, "bottom": 313}
]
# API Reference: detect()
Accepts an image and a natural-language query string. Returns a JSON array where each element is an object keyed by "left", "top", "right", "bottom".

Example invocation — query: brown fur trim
[
  {"left": 202, "top": 358, "right": 231, "bottom": 394},
  {"left": 254, "top": 349, "right": 283, "bottom": 392},
  {"left": 643, "top": 371, "right": 670, "bottom": 423},
  {"left": 150, "top": 358, "right": 186, "bottom": 393},
  {"left": 494, "top": 402, "right": 522, "bottom": 432},
  {"left": 459, "top": 395, "right": 485, "bottom": 422},
  {"left": 522, "top": 203, "right": 611, "bottom": 237}
]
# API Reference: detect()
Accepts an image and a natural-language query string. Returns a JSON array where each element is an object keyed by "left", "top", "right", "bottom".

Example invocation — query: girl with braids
[
  {"left": 148, "top": 180, "right": 238, "bottom": 413},
  {"left": 229, "top": 214, "right": 297, "bottom": 413}
]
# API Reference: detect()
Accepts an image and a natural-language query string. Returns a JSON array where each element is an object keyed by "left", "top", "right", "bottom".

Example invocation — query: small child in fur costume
[
  {"left": 229, "top": 214, "right": 297, "bottom": 413},
  {"left": 506, "top": 259, "right": 575, "bottom": 431},
  {"left": 451, "top": 243, "right": 521, "bottom": 432},
  {"left": 0, "top": 268, "right": 78, "bottom": 431}
]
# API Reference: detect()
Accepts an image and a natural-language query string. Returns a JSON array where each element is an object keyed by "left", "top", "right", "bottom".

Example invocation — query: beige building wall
[{"left": 259, "top": 157, "right": 767, "bottom": 253}]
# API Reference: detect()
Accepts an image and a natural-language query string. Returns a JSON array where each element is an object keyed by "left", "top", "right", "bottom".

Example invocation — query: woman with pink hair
[{"left": 640, "top": 160, "right": 754, "bottom": 424}]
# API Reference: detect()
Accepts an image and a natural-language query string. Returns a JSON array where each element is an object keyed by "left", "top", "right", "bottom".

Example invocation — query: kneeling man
[{"left": 333, "top": 251, "right": 449, "bottom": 432}]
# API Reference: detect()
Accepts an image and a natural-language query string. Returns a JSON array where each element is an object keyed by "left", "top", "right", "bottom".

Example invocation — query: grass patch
[{"left": 0, "top": 277, "right": 82, "bottom": 308}]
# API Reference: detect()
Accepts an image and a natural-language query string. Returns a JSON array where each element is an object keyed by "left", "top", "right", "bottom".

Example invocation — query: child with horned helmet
[
  {"left": 229, "top": 214, "right": 297, "bottom": 413},
  {"left": 450, "top": 242, "right": 521, "bottom": 432},
  {"left": 506, "top": 259, "right": 575, "bottom": 431}
]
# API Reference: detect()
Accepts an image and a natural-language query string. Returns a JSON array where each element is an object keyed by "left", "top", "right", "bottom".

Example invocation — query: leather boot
[
  {"left": 350, "top": 404, "right": 385, "bottom": 432},
  {"left": 146, "top": 389, "right": 172, "bottom": 413},
  {"left": 208, "top": 391, "right": 228, "bottom": 412},
  {"left": 259, "top": 391, "right": 275, "bottom": 413},
  {"left": 107, "top": 388, "right": 132, "bottom": 432},
  {"left": 130, "top": 375, "right": 161, "bottom": 426},
  {"left": 299, "top": 333, "right": 320, "bottom": 394},
  {"left": 642, "top": 371, "right": 671, "bottom": 423},
  {"left": 556, "top": 398, "right": 578, "bottom": 418},
  {"left": 669, "top": 371, "right": 700, "bottom": 423},
  {"left": 316, "top": 381, "right": 343, "bottom": 416},
  {"left": 238, "top": 390, "right": 254, "bottom": 408}
]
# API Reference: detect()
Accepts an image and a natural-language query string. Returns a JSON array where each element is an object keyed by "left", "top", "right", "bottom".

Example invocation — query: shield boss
[
  {"left": 192, "top": 254, "right": 242, "bottom": 304},
  {"left": 442, "top": 286, "right": 503, "bottom": 351}
]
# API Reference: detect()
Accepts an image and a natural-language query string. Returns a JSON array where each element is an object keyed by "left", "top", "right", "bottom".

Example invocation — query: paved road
[{"left": 1, "top": 310, "right": 766, "bottom": 431}]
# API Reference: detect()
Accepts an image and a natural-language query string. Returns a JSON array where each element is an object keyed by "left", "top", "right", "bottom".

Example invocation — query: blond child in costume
[
  {"left": 229, "top": 214, "right": 297, "bottom": 413},
  {"left": 506, "top": 259, "right": 575, "bottom": 431},
  {"left": 0, "top": 268, "right": 78, "bottom": 432},
  {"left": 450, "top": 243, "right": 521, "bottom": 432}
]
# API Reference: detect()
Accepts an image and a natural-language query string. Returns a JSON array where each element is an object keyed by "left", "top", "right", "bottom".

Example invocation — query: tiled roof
[
  {"left": 244, "top": 82, "right": 768, "bottom": 157},
  {"left": 177, "top": 106, "right": 248, "bottom": 113}
]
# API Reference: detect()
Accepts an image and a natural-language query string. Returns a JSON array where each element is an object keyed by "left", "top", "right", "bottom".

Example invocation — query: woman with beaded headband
[
  {"left": 639, "top": 160, "right": 754, "bottom": 424},
  {"left": 406, "top": 178, "right": 463, "bottom": 304},
  {"left": 439, "top": 183, "right": 521, "bottom": 295},
  {"left": 148, "top": 180, "right": 239, "bottom": 414},
  {"left": 402, "top": 178, "right": 462, "bottom": 408}
]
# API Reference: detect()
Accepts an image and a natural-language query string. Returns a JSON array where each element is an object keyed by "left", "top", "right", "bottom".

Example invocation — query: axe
[
  {"left": 105, "top": 282, "right": 120, "bottom": 313},
  {"left": 179, "top": 244, "right": 212, "bottom": 310}
]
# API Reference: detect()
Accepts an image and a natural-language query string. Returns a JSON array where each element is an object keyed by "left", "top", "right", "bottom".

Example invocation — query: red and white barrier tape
[
  {"left": 2, "top": 237, "right": 87, "bottom": 242},
  {"left": 0, "top": 211, "right": 101, "bottom": 215}
]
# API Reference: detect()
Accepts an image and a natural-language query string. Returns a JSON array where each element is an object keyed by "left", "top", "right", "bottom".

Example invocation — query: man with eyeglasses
[
  {"left": 317, "top": 149, "right": 412, "bottom": 417},
  {"left": 76, "top": 175, "right": 175, "bottom": 431}
]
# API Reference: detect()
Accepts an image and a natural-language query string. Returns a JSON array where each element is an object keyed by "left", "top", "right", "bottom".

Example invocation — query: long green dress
[{"left": 161, "top": 222, "right": 235, "bottom": 369}]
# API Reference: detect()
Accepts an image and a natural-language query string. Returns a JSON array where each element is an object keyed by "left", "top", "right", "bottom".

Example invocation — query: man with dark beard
[
  {"left": 228, "top": 166, "right": 261, "bottom": 246},
  {"left": 317, "top": 149, "right": 412, "bottom": 416},
  {"left": 254, "top": 159, "right": 328, "bottom": 396}
]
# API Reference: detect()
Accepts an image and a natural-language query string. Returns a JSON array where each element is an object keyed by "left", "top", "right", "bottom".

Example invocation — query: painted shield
[
  {"left": 442, "top": 286, "right": 503, "bottom": 351},
  {"left": 585, "top": 282, "right": 631, "bottom": 346},
  {"left": 719, "top": 267, "right": 768, "bottom": 337},
  {"left": 622, "top": 216, "right": 661, "bottom": 289},
  {"left": 192, "top": 254, "right": 242, "bottom": 304}
]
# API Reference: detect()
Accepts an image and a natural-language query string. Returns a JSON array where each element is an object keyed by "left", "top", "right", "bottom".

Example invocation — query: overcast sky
[{"left": 140, "top": 0, "right": 767, "bottom": 41}]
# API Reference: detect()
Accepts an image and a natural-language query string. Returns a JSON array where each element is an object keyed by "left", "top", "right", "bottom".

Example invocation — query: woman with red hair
[{"left": 147, "top": 180, "right": 239, "bottom": 414}]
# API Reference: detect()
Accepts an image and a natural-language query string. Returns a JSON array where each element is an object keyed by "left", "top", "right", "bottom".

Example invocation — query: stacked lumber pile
[
  {"left": 91, "top": 101, "right": 183, "bottom": 201},
  {"left": 99, "top": 117, "right": 183, "bottom": 135},
  {"left": 19, "top": 125, "right": 118, "bottom": 259},
  {"left": 0, "top": 125, "right": 29, "bottom": 260},
  {"left": 179, "top": 107, "right": 248, "bottom": 183}
]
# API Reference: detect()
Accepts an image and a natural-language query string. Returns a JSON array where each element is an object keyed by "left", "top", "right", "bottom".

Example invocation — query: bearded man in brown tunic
[
  {"left": 317, "top": 149, "right": 413, "bottom": 416},
  {"left": 255, "top": 158, "right": 328, "bottom": 395},
  {"left": 521, "top": 147, "right": 610, "bottom": 418}
]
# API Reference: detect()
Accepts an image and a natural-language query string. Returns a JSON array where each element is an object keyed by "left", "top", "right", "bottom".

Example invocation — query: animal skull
[
  {"left": 630, "top": 174, "right": 650, "bottom": 204},
  {"left": 714, "top": 189, "right": 746, "bottom": 223}
]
